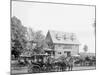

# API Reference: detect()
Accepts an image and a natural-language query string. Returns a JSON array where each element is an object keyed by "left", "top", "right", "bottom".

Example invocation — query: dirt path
[{"left": 11, "top": 66, "right": 96, "bottom": 74}]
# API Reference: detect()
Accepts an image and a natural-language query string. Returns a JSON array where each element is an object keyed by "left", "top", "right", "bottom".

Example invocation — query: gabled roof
[{"left": 48, "top": 30, "right": 80, "bottom": 44}]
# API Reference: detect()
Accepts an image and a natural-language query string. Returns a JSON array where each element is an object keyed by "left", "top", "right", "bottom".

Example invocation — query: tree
[
  {"left": 83, "top": 45, "right": 88, "bottom": 53},
  {"left": 26, "top": 27, "right": 35, "bottom": 41},
  {"left": 11, "top": 16, "right": 27, "bottom": 58},
  {"left": 33, "top": 31, "right": 46, "bottom": 54},
  {"left": 25, "top": 28, "right": 47, "bottom": 54}
]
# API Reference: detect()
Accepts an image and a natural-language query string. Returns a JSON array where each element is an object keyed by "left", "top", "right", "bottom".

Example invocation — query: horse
[{"left": 66, "top": 57, "right": 74, "bottom": 71}]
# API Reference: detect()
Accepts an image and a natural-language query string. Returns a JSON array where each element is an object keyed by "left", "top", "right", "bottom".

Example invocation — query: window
[
  {"left": 58, "top": 52, "right": 61, "bottom": 54},
  {"left": 67, "top": 52, "right": 71, "bottom": 57},
  {"left": 64, "top": 51, "right": 67, "bottom": 53}
]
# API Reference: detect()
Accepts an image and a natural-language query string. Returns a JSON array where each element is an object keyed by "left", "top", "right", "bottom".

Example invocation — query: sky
[{"left": 12, "top": 1, "right": 95, "bottom": 53}]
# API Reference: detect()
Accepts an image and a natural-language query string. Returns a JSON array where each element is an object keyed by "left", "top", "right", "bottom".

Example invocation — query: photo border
[{"left": 10, "top": 0, "right": 96, "bottom": 74}]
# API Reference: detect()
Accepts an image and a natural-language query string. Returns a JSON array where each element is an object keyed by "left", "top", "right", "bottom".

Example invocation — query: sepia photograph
[{"left": 11, "top": 0, "right": 96, "bottom": 74}]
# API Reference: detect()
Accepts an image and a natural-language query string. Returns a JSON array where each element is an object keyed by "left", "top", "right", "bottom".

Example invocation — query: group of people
[
  {"left": 43, "top": 56, "right": 75, "bottom": 71},
  {"left": 55, "top": 56, "right": 74, "bottom": 71},
  {"left": 17, "top": 55, "right": 75, "bottom": 73}
]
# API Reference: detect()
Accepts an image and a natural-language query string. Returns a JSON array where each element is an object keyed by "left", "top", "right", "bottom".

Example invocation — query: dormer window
[
  {"left": 56, "top": 34, "right": 61, "bottom": 40},
  {"left": 63, "top": 34, "right": 69, "bottom": 40},
  {"left": 63, "top": 34, "right": 67, "bottom": 40},
  {"left": 70, "top": 33, "right": 76, "bottom": 41}
]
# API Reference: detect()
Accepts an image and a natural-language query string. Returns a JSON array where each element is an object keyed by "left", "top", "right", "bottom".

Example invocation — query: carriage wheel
[
  {"left": 28, "top": 65, "right": 40, "bottom": 73},
  {"left": 33, "top": 67, "right": 40, "bottom": 73},
  {"left": 28, "top": 66, "right": 33, "bottom": 73}
]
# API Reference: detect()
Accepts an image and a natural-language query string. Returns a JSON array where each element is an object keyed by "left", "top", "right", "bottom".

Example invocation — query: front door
[{"left": 67, "top": 51, "right": 71, "bottom": 57}]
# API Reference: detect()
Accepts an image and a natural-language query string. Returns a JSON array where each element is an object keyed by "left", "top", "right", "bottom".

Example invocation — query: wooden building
[{"left": 45, "top": 30, "right": 80, "bottom": 59}]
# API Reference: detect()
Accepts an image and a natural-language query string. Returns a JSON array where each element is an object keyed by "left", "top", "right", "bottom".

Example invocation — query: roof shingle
[{"left": 48, "top": 30, "right": 80, "bottom": 44}]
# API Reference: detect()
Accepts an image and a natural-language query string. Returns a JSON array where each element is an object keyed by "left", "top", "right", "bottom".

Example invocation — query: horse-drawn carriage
[
  {"left": 19, "top": 53, "right": 75, "bottom": 73},
  {"left": 27, "top": 55, "right": 74, "bottom": 73},
  {"left": 19, "top": 53, "right": 51, "bottom": 73},
  {"left": 27, "top": 54, "right": 53, "bottom": 73},
  {"left": 15, "top": 51, "right": 96, "bottom": 74}
]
